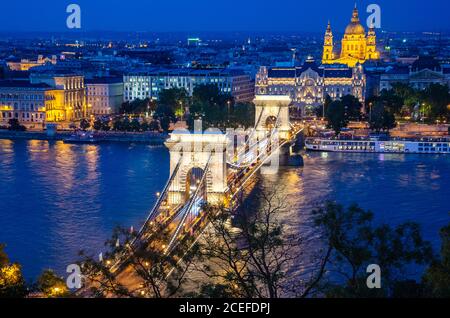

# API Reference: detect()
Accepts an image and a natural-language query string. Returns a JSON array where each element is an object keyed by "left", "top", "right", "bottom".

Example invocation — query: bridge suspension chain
[{"left": 228, "top": 107, "right": 282, "bottom": 169}]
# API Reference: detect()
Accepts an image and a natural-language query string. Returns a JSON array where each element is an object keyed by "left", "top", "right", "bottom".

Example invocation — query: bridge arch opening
[
  {"left": 264, "top": 116, "right": 277, "bottom": 129},
  {"left": 184, "top": 167, "right": 206, "bottom": 201}
]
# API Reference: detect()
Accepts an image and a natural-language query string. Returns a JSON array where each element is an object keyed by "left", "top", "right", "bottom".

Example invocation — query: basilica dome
[
  {"left": 344, "top": 7, "right": 365, "bottom": 35},
  {"left": 345, "top": 22, "right": 365, "bottom": 35}
]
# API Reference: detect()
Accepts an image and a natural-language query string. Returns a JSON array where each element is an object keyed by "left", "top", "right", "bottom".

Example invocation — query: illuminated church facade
[
  {"left": 322, "top": 5, "right": 380, "bottom": 67},
  {"left": 255, "top": 5, "right": 376, "bottom": 115},
  {"left": 256, "top": 58, "right": 366, "bottom": 115}
]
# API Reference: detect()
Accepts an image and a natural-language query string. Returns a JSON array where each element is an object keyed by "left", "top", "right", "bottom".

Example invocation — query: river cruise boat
[
  {"left": 305, "top": 136, "right": 450, "bottom": 154},
  {"left": 63, "top": 131, "right": 104, "bottom": 144}
]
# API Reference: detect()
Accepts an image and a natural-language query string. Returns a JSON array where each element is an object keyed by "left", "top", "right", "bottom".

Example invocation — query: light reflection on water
[
  {"left": 0, "top": 140, "right": 449, "bottom": 280},
  {"left": 0, "top": 140, "right": 169, "bottom": 279},
  {"left": 250, "top": 152, "right": 450, "bottom": 280}
]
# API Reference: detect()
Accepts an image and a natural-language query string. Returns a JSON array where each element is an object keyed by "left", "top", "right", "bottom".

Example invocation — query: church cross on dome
[{"left": 352, "top": 4, "right": 360, "bottom": 22}]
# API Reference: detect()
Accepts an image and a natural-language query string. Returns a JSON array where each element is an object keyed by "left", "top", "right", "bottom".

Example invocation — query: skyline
[{"left": 0, "top": 0, "right": 449, "bottom": 33}]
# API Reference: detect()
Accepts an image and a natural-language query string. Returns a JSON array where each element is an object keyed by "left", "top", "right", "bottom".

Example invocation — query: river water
[{"left": 0, "top": 139, "right": 449, "bottom": 280}]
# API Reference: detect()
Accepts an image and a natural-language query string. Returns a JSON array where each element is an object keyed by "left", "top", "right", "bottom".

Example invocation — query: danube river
[{"left": 1, "top": 139, "right": 449, "bottom": 279}]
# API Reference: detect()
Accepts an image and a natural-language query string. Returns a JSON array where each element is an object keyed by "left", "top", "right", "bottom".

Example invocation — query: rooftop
[
  {"left": 126, "top": 67, "right": 247, "bottom": 77},
  {"left": 85, "top": 77, "right": 123, "bottom": 84},
  {"left": 0, "top": 80, "right": 52, "bottom": 89}
]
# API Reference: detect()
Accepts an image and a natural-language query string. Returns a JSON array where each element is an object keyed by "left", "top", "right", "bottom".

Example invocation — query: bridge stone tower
[
  {"left": 254, "top": 95, "right": 291, "bottom": 139},
  {"left": 164, "top": 130, "right": 228, "bottom": 206}
]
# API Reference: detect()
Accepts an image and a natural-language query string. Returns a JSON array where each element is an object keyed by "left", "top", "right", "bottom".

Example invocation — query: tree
[
  {"left": 140, "top": 121, "right": 150, "bottom": 132},
  {"left": 0, "top": 244, "right": 8, "bottom": 267},
  {"left": 102, "top": 120, "right": 111, "bottom": 131},
  {"left": 122, "top": 117, "right": 131, "bottom": 132},
  {"left": 340, "top": 95, "right": 362, "bottom": 121},
  {"left": 159, "top": 116, "right": 171, "bottom": 132},
  {"left": 193, "top": 187, "right": 323, "bottom": 298},
  {"left": 369, "top": 102, "right": 396, "bottom": 132},
  {"left": 0, "top": 244, "right": 27, "bottom": 298},
  {"left": 321, "top": 94, "right": 333, "bottom": 118},
  {"left": 325, "top": 100, "right": 347, "bottom": 135},
  {"left": 228, "top": 102, "right": 255, "bottom": 129},
  {"left": 390, "top": 83, "right": 420, "bottom": 115},
  {"left": 130, "top": 118, "right": 141, "bottom": 132},
  {"left": 192, "top": 84, "right": 229, "bottom": 107},
  {"left": 378, "top": 89, "right": 404, "bottom": 115},
  {"left": 423, "top": 224, "right": 450, "bottom": 297},
  {"left": 159, "top": 88, "right": 188, "bottom": 117},
  {"left": 78, "top": 225, "right": 197, "bottom": 298},
  {"left": 148, "top": 120, "right": 160, "bottom": 132},
  {"left": 421, "top": 84, "right": 450, "bottom": 122},
  {"left": 8, "top": 118, "right": 26, "bottom": 131},
  {"left": 113, "top": 118, "right": 124, "bottom": 131},
  {"left": 189, "top": 84, "right": 234, "bottom": 130},
  {"left": 93, "top": 119, "right": 103, "bottom": 131},
  {"left": 79, "top": 118, "right": 90, "bottom": 131},
  {"left": 36, "top": 269, "right": 70, "bottom": 298},
  {"left": 313, "top": 202, "right": 433, "bottom": 297},
  {"left": 120, "top": 98, "right": 152, "bottom": 115}
]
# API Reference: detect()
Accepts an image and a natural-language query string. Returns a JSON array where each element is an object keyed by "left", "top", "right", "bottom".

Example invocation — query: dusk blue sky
[{"left": 1, "top": 0, "right": 448, "bottom": 33}]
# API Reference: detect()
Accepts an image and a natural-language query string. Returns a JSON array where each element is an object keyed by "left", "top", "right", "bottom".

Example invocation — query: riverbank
[{"left": 0, "top": 130, "right": 168, "bottom": 144}]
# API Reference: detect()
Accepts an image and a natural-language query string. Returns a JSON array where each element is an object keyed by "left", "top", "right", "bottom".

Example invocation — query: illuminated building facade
[
  {"left": 322, "top": 5, "right": 380, "bottom": 67},
  {"left": 6, "top": 55, "right": 57, "bottom": 71},
  {"left": 124, "top": 68, "right": 254, "bottom": 103},
  {"left": 86, "top": 77, "right": 123, "bottom": 115},
  {"left": 0, "top": 80, "right": 65, "bottom": 127},
  {"left": 256, "top": 57, "right": 366, "bottom": 115},
  {"left": 30, "top": 72, "right": 88, "bottom": 121}
]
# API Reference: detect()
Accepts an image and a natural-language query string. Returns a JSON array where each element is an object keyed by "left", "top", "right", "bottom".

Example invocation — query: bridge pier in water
[{"left": 253, "top": 94, "right": 304, "bottom": 167}]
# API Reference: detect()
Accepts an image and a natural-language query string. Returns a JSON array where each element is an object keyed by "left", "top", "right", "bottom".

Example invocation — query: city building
[
  {"left": 123, "top": 68, "right": 254, "bottom": 103},
  {"left": 380, "top": 56, "right": 450, "bottom": 91},
  {"left": 6, "top": 55, "right": 57, "bottom": 71},
  {"left": 85, "top": 77, "right": 123, "bottom": 115},
  {"left": 30, "top": 71, "right": 87, "bottom": 121},
  {"left": 322, "top": 5, "right": 380, "bottom": 67},
  {"left": 0, "top": 80, "right": 64, "bottom": 128},
  {"left": 187, "top": 37, "right": 201, "bottom": 46},
  {"left": 255, "top": 57, "right": 366, "bottom": 115}
]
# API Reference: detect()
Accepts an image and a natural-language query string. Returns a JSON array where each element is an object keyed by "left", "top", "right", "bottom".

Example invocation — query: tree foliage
[
  {"left": 326, "top": 100, "right": 348, "bottom": 135},
  {"left": 375, "top": 83, "right": 450, "bottom": 122},
  {"left": 369, "top": 102, "right": 397, "bottom": 132},
  {"left": 35, "top": 269, "right": 70, "bottom": 298},
  {"left": 78, "top": 225, "right": 197, "bottom": 298},
  {"left": 423, "top": 224, "right": 450, "bottom": 297},
  {"left": 313, "top": 202, "right": 433, "bottom": 297},
  {"left": 0, "top": 244, "right": 27, "bottom": 298},
  {"left": 8, "top": 118, "right": 26, "bottom": 131},
  {"left": 192, "top": 187, "right": 322, "bottom": 298},
  {"left": 79, "top": 118, "right": 90, "bottom": 131},
  {"left": 120, "top": 98, "right": 155, "bottom": 115}
]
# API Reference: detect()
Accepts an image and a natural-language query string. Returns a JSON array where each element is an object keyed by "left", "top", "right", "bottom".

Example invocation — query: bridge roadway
[{"left": 80, "top": 123, "right": 304, "bottom": 296}]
